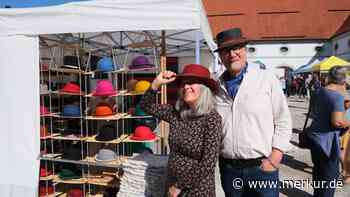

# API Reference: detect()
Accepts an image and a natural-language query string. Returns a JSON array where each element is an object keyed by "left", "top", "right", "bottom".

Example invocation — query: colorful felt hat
[
  {"left": 62, "top": 104, "right": 81, "bottom": 117},
  {"left": 128, "top": 55, "right": 155, "bottom": 69},
  {"left": 127, "top": 79, "right": 138, "bottom": 92},
  {"left": 40, "top": 125, "right": 50, "bottom": 138},
  {"left": 95, "top": 124, "right": 118, "bottom": 141},
  {"left": 39, "top": 185, "right": 54, "bottom": 197},
  {"left": 40, "top": 167, "right": 52, "bottom": 177},
  {"left": 40, "top": 105, "right": 50, "bottom": 115},
  {"left": 97, "top": 57, "right": 114, "bottom": 72},
  {"left": 130, "top": 126, "right": 156, "bottom": 141},
  {"left": 58, "top": 168, "right": 81, "bottom": 180},
  {"left": 175, "top": 64, "right": 218, "bottom": 93},
  {"left": 67, "top": 188, "right": 84, "bottom": 197},
  {"left": 92, "top": 80, "right": 117, "bottom": 96},
  {"left": 95, "top": 149, "right": 117, "bottom": 162},
  {"left": 94, "top": 104, "right": 114, "bottom": 116},
  {"left": 134, "top": 80, "right": 151, "bottom": 93},
  {"left": 60, "top": 82, "right": 81, "bottom": 94},
  {"left": 62, "top": 145, "right": 82, "bottom": 161}
]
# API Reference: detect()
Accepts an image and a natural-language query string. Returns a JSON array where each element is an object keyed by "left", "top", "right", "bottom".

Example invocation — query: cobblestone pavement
[{"left": 215, "top": 96, "right": 350, "bottom": 197}]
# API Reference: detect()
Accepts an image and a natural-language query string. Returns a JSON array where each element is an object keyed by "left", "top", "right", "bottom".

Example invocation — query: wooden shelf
[
  {"left": 40, "top": 174, "right": 55, "bottom": 181},
  {"left": 50, "top": 91, "right": 86, "bottom": 96},
  {"left": 123, "top": 134, "right": 160, "bottom": 143},
  {"left": 40, "top": 156, "right": 128, "bottom": 168},
  {"left": 41, "top": 113, "right": 60, "bottom": 117},
  {"left": 85, "top": 134, "right": 127, "bottom": 144},
  {"left": 51, "top": 133, "right": 87, "bottom": 141},
  {"left": 87, "top": 175, "right": 117, "bottom": 187},
  {"left": 85, "top": 90, "right": 148, "bottom": 98},
  {"left": 53, "top": 175, "right": 87, "bottom": 184},
  {"left": 83, "top": 156, "right": 128, "bottom": 168},
  {"left": 49, "top": 68, "right": 93, "bottom": 75},
  {"left": 85, "top": 113, "right": 128, "bottom": 120}
]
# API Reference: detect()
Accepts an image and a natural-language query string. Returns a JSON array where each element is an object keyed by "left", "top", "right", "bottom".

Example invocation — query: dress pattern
[{"left": 140, "top": 89, "right": 222, "bottom": 197}]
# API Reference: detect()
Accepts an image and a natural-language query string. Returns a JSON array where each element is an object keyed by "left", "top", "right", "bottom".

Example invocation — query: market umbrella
[{"left": 310, "top": 56, "right": 350, "bottom": 72}]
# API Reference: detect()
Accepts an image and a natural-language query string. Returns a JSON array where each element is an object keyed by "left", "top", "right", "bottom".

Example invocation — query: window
[
  {"left": 280, "top": 46, "right": 289, "bottom": 54},
  {"left": 248, "top": 47, "right": 256, "bottom": 53},
  {"left": 315, "top": 46, "right": 323, "bottom": 52}
]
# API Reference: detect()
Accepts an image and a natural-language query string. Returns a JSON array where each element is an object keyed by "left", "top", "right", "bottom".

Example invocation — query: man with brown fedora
[{"left": 214, "top": 27, "right": 292, "bottom": 197}]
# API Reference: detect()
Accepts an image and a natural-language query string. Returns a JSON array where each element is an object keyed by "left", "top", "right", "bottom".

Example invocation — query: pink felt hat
[
  {"left": 40, "top": 105, "right": 50, "bottom": 115},
  {"left": 92, "top": 80, "right": 117, "bottom": 96},
  {"left": 130, "top": 126, "right": 156, "bottom": 141}
]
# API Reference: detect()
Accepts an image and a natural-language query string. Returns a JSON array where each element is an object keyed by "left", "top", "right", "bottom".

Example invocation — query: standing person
[
  {"left": 139, "top": 64, "right": 222, "bottom": 197},
  {"left": 340, "top": 92, "right": 350, "bottom": 184},
  {"left": 307, "top": 66, "right": 350, "bottom": 197},
  {"left": 214, "top": 27, "right": 292, "bottom": 197}
]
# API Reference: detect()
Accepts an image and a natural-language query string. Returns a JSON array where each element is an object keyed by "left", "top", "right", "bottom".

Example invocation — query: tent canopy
[
  {"left": 0, "top": 0, "right": 216, "bottom": 53},
  {"left": 0, "top": 1, "right": 216, "bottom": 197},
  {"left": 310, "top": 56, "right": 350, "bottom": 72}
]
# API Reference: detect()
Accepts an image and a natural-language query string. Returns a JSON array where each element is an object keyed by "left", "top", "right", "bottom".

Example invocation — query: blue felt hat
[
  {"left": 62, "top": 104, "right": 81, "bottom": 117},
  {"left": 97, "top": 57, "right": 121, "bottom": 72}
]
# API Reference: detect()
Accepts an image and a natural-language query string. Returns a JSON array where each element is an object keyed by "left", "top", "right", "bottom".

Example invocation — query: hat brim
[
  {"left": 59, "top": 89, "right": 84, "bottom": 94},
  {"left": 175, "top": 74, "right": 218, "bottom": 93},
  {"left": 129, "top": 133, "right": 156, "bottom": 141},
  {"left": 128, "top": 64, "right": 155, "bottom": 70},
  {"left": 214, "top": 38, "right": 249, "bottom": 52},
  {"left": 95, "top": 135, "right": 116, "bottom": 142},
  {"left": 92, "top": 91, "right": 117, "bottom": 96},
  {"left": 94, "top": 155, "right": 117, "bottom": 162},
  {"left": 93, "top": 112, "right": 116, "bottom": 117}
]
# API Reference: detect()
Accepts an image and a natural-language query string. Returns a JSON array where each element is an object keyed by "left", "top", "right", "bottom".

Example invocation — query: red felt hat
[
  {"left": 67, "top": 188, "right": 83, "bottom": 197},
  {"left": 60, "top": 82, "right": 81, "bottom": 94},
  {"left": 39, "top": 185, "right": 54, "bottom": 197},
  {"left": 175, "top": 64, "right": 218, "bottom": 93},
  {"left": 40, "top": 167, "right": 52, "bottom": 177},
  {"left": 40, "top": 105, "right": 50, "bottom": 115},
  {"left": 40, "top": 125, "right": 49, "bottom": 138},
  {"left": 130, "top": 126, "right": 156, "bottom": 141}
]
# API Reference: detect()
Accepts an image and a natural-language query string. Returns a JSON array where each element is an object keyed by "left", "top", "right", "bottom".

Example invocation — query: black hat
[
  {"left": 62, "top": 144, "right": 83, "bottom": 160},
  {"left": 214, "top": 28, "right": 249, "bottom": 52},
  {"left": 95, "top": 124, "right": 118, "bottom": 141}
]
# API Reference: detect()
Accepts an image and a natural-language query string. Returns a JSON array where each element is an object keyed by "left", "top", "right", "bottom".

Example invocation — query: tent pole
[
  {"left": 160, "top": 30, "right": 168, "bottom": 155},
  {"left": 195, "top": 30, "right": 200, "bottom": 64}
]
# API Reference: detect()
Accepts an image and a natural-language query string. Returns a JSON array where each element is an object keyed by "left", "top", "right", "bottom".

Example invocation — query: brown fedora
[{"left": 214, "top": 28, "right": 249, "bottom": 52}]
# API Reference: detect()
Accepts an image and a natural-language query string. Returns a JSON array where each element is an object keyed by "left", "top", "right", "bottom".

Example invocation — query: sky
[{"left": 0, "top": 0, "right": 89, "bottom": 8}]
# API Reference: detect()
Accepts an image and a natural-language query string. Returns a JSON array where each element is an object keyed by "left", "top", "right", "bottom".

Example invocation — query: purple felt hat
[{"left": 128, "top": 56, "right": 155, "bottom": 69}]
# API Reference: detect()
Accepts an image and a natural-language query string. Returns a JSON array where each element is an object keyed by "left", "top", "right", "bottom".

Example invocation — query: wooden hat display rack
[{"left": 39, "top": 30, "right": 168, "bottom": 197}]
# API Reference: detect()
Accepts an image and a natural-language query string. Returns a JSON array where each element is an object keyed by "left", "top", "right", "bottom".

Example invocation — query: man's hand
[
  {"left": 260, "top": 158, "right": 277, "bottom": 172},
  {"left": 168, "top": 185, "right": 181, "bottom": 197},
  {"left": 260, "top": 148, "right": 283, "bottom": 172}
]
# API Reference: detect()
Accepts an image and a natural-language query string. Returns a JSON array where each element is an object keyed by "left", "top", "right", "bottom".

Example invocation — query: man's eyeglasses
[{"left": 219, "top": 44, "right": 245, "bottom": 54}]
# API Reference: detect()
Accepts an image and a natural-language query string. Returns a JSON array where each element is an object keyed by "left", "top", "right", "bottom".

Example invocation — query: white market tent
[{"left": 0, "top": 0, "right": 217, "bottom": 196}]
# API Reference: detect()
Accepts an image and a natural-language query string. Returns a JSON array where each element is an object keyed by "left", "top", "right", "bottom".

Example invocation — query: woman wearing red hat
[{"left": 140, "top": 64, "right": 222, "bottom": 197}]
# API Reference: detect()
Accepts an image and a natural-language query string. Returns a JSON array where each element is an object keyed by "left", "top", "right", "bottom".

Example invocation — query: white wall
[
  {"left": 178, "top": 50, "right": 214, "bottom": 72},
  {"left": 245, "top": 41, "right": 331, "bottom": 77},
  {"left": 331, "top": 31, "right": 350, "bottom": 61}
]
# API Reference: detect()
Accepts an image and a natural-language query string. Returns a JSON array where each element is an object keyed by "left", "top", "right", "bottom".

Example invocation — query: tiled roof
[{"left": 203, "top": 0, "right": 350, "bottom": 40}]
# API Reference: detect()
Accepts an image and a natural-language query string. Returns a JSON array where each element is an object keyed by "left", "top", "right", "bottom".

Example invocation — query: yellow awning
[{"left": 311, "top": 56, "right": 350, "bottom": 72}]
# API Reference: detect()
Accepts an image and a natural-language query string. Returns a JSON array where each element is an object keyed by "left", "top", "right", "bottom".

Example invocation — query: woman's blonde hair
[{"left": 175, "top": 84, "right": 215, "bottom": 120}]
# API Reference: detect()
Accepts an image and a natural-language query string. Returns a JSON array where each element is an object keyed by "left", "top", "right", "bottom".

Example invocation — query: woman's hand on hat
[{"left": 152, "top": 71, "right": 176, "bottom": 90}]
